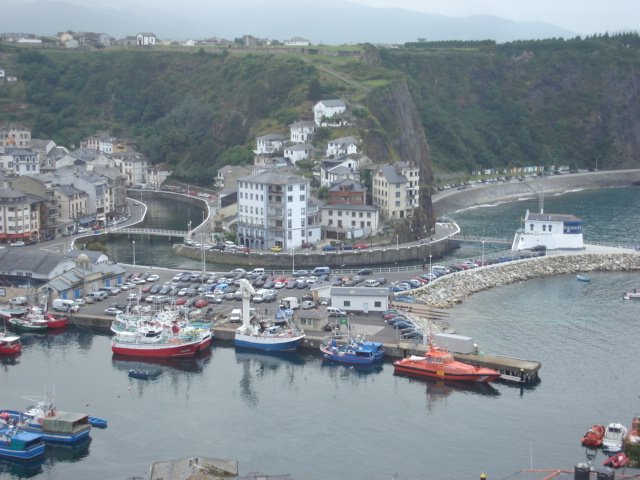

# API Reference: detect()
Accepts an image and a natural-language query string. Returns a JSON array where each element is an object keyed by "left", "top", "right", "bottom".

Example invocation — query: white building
[
  {"left": 321, "top": 204, "right": 379, "bottom": 240},
  {"left": 254, "top": 134, "right": 287, "bottom": 155},
  {"left": 372, "top": 162, "right": 420, "bottom": 219},
  {"left": 2, "top": 149, "right": 40, "bottom": 176},
  {"left": 512, "top": 210, "right": 584, "bottom": 251},
  {"left": 289, "top": 120, "right": 317, "bottom": 143},
  {"left": 0, "top": 188, "right": 42, "bottom": 244},
  {"left": 313, "top": 99, "right": 347, "bottom": 127},
  {"left": 236, "top": 171, "right": 321, "bottom": 251},
  {"left": 326, "top": 136, "right": 358, "bottom": 157},
  {"left": 284, "top": 37, "right": 311, "bottom": 46},
  {"left": 329, "top": 286, "right": 389, "bottom": 313},
  {"left": 283, "top": 144, "right": 313, "bottom": 164},
  {"left": 136, "top": 33, "right": 156, "bottom": 46}
]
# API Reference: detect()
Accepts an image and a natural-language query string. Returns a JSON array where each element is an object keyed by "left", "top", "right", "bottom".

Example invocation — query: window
[
  {"left": 288, "top": 196, "right": 293, "bottom": 202},
  {"left": 338, "top": 211, "right": 342, "bottom": 217},
  {"left": 530, "top": 224, "right": 534, "bottom": 231},
  {"left": 548, "top": 225, "right": 552, "bottom": 232},
  {"left": 542, "top": 225, "right": 546, "bottom": 232},
  {"left": 288, "top": 185, "right": 293, "bottom": 191},
  {"left": 288, "top": 219, "right": 292, "bottom": 228},
  {"left": 374, "top": 301, "right": 381, "bottom": 308},
  {"left": 300, "top": 195, "right": 305, "bottom": 201},
  {"left": 344, "top": 300, "right": 351, "bottom": 307},
  {"left": 287, "top": 209, "right": 292, "bottom": 217}
]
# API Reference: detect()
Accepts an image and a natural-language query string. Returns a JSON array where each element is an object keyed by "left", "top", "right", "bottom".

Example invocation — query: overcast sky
[{"left": 348, "top": 0, "right": 638, "bottom": 34}]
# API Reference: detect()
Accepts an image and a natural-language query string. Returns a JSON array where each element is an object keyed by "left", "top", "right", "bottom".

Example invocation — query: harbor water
[{"left": 1, "top": 187, "right": 639, "bottom": 479}]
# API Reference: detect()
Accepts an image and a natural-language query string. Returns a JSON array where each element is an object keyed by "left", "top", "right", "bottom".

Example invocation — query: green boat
[{"left": 7, "top": 317, "right": 48, "bottom": 332}]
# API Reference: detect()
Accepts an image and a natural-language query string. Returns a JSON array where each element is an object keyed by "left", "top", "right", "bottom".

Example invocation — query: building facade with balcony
[
  {"left": 10, "top": 175, "right": 58, "bottom": 239},
  {"left": 0, "top": 188, "right": 42, "bottom": 243},
  {"left": 372, "top": 162, "right": 420, "bottom": 219},
  {"left": 321, "top": 204, "right": 379, "bottom": 240},
  {"left": 236, "top": 171, "right": 321, "bottom": 251},
  {"left": 0, "top": 124, "right": 31, "bottom": 150}
]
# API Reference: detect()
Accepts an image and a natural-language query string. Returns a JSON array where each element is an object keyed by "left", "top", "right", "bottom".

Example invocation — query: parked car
[
  {"left": 301, "top": 300, "right": 316, "bottom": 310},
  {"left": 357, "top": 268, "right": 373, "bottom": 276},
  {"left": 104, "top": 307, "right": 123, "bottom": 315},
  {"left": 353, "top": 243, "right": 369, "bottom": 250},
  {"left": 322, "top": 245, "right": 336, "bottom": 252}
]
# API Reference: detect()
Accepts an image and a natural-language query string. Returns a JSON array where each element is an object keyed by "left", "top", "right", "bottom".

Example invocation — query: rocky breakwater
[{"left": 415, "top": 252, "right": 640, "bottom": 308}]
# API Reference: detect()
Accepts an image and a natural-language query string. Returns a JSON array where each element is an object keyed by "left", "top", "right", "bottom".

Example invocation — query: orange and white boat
[
  {"left": 393, "top": 344, "right": 501, "bottom": 383},
  {"left": 581, "top": 424, "right": 605, "bottom": 448}
]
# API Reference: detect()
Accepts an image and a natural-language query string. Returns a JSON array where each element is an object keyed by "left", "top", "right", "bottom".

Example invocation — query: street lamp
[
  {"left": 132, "top": 240, "right": 136, "bottom": 267},
  {"left": 429, "top": 254, "right": 432, "bottom": 274},
  {"left": 482, "top": 241, "right": 485, "bottom": 267},
  {"left": 396, "top": 234, "right": 399, "bottom": 251},
  {"left": 291, "top": 247, "right": 295, "bottom": 274}
]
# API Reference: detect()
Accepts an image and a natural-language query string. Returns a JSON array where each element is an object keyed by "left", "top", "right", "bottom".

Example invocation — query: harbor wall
[
  {"left": 172, "top": 240, "right": 452, "bottom": 269},
  {"left": 415, "top": 252, "right": 640, "bottom": 308}
]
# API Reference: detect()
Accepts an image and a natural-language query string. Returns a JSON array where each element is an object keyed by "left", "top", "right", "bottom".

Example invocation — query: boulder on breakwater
[{"left": 415, "top": 253, "right": 640, "bottom": 309}]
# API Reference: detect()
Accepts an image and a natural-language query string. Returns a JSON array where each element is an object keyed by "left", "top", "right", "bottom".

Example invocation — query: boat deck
[
  {"left": 507, "top": 467, "right": 640, "bottom": 479},
  {"left": 451, "top": 352, "right": 541, "bottom": 383}
]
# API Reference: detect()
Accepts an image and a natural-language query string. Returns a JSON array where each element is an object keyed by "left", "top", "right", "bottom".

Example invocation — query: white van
[
  {"left": 312, "top": 266, "right": 331, "bottom": 276},
  {"left": 280, "top": 297, "right": 299, "bottom": 310},
  {"left": 250, "top": 268, "right": 265, "bottom": 276},
  {"left": 327, "top": 307, "right": 347, "bottom": 317},
  {"left": 229, "top": 308, "right": 242, "bottom": 322},
  {"left": 52, "top": 299, "right": 78, "bottom": 312},
  {"left": 431, "top": 265, "right": 451, "bottom": 275},
  {"left": 90, "top": 291, "right": 108, "bottom": 301},
  {"left": 364, "top": 279, "right": 380, "bottom": 287}
]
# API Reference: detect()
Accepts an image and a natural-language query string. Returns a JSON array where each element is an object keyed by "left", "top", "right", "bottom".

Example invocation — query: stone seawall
[
  {"left": 173, "top": 241, "right": 452, "bottom": 268},
  {"left": 415, "top": 252, "right": 640, "bottom": 308}
]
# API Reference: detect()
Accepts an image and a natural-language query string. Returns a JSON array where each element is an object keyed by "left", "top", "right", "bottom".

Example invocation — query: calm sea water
[{"left": 1, "top": 187, "right": 639, "bottom": 480}]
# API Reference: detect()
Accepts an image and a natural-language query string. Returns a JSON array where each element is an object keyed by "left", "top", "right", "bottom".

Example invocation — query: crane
[{"left": 238, "top": 278, "right": 256, "bottom": 328}]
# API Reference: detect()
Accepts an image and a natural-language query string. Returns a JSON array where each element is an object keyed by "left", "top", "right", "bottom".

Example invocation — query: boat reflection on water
[
  {"left": 111, "top": 348, "right": 212, "bottom": 375},
  {"left": 234, "top": 347, "right": 305, "bottom": 370},
  {"left": 0, "top": 439, "right": 90, "bottom": 478},
  {"left": 321, "top": 358, "right": 384, "bottom": 376},
  {"left": 46, "top": 438, "right": 92, "bottom": 464},
  {"left": 397, "top": 375, "right": 501, "bottom": 412},
  {"left": 234, "top": 348, "right": 305, "bottom": 408},
  {"left": 0, "top": 457, "right": 44, "bottom": 478}
]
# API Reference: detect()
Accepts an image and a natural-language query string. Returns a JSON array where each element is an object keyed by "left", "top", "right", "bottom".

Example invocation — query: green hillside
[{"left": 1, "top": 34, "right": 639, "bottom": 185}]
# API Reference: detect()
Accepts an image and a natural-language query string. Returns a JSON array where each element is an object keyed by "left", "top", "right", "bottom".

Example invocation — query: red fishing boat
[
  {"left": 603, "top": 452, "right": 629, "bottom": 469},
  {"left": 111, "top": 324, "right": 212, "bottom": 358},
  {"left": 44, "top": 312, "right": 69, "bottom": 329},
  {"left": 581, "top": 424, "right": 605, "bottom": 448},
  {"left": 0, "top": 332, "right": 21, "bottom": 355},
  {"left": 393, "top": 344, "right": 501, "bottom": 383}
]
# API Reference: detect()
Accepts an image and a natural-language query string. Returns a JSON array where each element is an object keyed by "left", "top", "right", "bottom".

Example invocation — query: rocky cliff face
[{"left": 364, "top": 79, "right": 436, "bottom": 241}]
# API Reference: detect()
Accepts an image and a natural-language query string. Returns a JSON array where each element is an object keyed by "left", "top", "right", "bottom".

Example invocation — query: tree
[{"left": 308, "top": 78, "right": 322, "bottom": 102}]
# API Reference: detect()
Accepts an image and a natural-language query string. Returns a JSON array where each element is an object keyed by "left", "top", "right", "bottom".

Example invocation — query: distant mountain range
[{"left": 2, "top": 0, "right": 575, "bottom": 43}]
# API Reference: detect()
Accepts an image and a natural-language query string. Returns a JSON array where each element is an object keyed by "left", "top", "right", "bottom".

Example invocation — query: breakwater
[{"left": 415, "top": 252, "right": 640, "bottom": 308}]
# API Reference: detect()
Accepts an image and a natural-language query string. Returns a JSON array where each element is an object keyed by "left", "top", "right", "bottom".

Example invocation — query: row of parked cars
[{"left": 383, "top": 309, "right": 424, "bottom": 340}]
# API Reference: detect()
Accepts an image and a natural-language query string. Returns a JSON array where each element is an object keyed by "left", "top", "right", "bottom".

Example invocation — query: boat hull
[
  {"left": 111, "top": 334, "right": 212, "bottom": 358},
  {"left": 1, "top": 411, "right": 91, "bottom": 445},
  {"left": 393, "top": 362, "right": 501, "bottom": 383},
  {"left": 319, "top": 343, "right": 384, "bottom": 366},
  {"left": 45, "top": 317, "right": 69, "bottom": 329},
  {"left": 234, "top": 333, "right": 304, "bottom": 352},
  {"left": 7, "top": 319, "right": 47, "bottom": 332}
]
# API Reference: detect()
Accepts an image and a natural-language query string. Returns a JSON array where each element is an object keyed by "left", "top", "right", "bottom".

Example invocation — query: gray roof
[
  {"left": 527, "top": 212, "right": 582, "bottom": 223},
  {"left": 238, "top": 170, "right": 307, "bottom": 186},
  {"left": 217, "top": 165, "right": 252, "bottom": 177},
  {"left": 0, "top": 188, "right": 45, "bottom": 205},
  {"left": 284, "top": 143, "right": 314, "bottom": 152},
  {"left": 65, "top": 248, "right": 107, "bottom": 262},
  {"left": 56, "top": 184, "right": 85, "bottom": 197},
  {"left": 318, "top": 99, "right": 346, "bottom": 108},
  {"left": 378, "top": 165, "right": 406, "bottom": 184},
  {"left": 256, "top": 133, "right": 287, "bottom": 142},
  {"left": 328, "top": 136, "right": 356, "bottom": 146},
  {"left": 330, "top": 286, "right": 388, "bottom": 297},
  {"left": 322, "top": 203, "right": 378, "bottom": 212},
  {"left": 290, "top": 120, "right": 317, "bottom": 129},
  {"left": 5, "top": 148, "right": 35, "bottom": 156},
  {"left": 328, "top": 179, "right": 366, "bottom": 192},
  {"left": 0, "top": 249, "right": 67, "bottom": 276}
]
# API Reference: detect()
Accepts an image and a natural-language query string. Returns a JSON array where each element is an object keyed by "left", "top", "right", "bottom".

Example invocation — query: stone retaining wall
[{"left": 415, "top": 253, "right": 640, "bottom": 308}]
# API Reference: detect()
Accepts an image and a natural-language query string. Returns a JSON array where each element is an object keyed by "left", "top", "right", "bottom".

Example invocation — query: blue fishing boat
[
  {"left": 320, "top": 336, "right": 385, "bottom": 366},
  {"left": 1, "top": 397, "right": 91, "bottom": 444},
  {"left": 0, "top": 426, "right": 45, "bottom": 461}
]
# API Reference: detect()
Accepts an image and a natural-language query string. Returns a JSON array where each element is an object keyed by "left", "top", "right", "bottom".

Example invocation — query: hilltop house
[
  {"left": 314, "top": 99, "right": 347, "bottom": 127},
  {"left": 326, "top": 136, "right": 358, "bottom": 157},
  {"left": 283, "top": 144, "right": 314, "bottom": 164},
  {"left": 254, "top": 134, "right": 287, "bottom": 155},
  {"left": 289, "top": 120, "right": 317, "bottom": 143}
]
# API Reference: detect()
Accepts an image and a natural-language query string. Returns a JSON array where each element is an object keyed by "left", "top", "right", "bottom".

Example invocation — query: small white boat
[
  {"left": 622, "top": 290, "right": 640, "bottom": 301},
  {"left": 602, "top": 422, "right": 628, "bottom": 454},
  {"left": 576, "top": 275, "right": 591, "bottom": 282}
]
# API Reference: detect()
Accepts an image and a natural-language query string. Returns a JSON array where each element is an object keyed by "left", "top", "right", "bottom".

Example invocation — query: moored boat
[
  {"left": 7, "top": 317, "right": 48, "bottom": 333},
  {"left": 0, "top": 399, "right": 92, "bottom": 444},
  {"left": 111, "top": 324, "right": 212, "bottom": 359},
  {"left": 88, "top": 416, "right": 108, "bottom": 429},
  {"left": 394, "top": 343, "right": 501, "bottom": 383},
  {"left": 581, "top": 424, "right": 605, "bottom": 448},
  {"left": 0, "top": 333, "right": 21, "bottom": 356},
  {"left": 44, "top": 312, "right": 69, "bottom": 329},
  {"left": 603, "top": 452, "right": 629, "bottom": 469},
  {"left": 320, "top": 336, "right": 384, "bottom": 366},
  {"left": 0, "top": 426, "right": 45, "bottom": 461},
  {"left": 576, "top": 274, "right": 591, "bottom": 282},
  {"left": 602, "top": 422, "right": 628, "bottom": 454},
  {"left": 235, "top": 307, "right": 305, "bottom": 352},
  {"left": 622, "top": 290, "right": 640, "bottom": 300}
]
